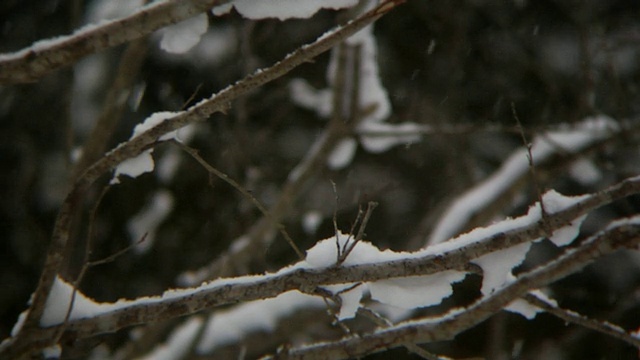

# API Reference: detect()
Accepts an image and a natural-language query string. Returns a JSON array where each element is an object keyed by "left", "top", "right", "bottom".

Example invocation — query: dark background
[{"left": 1, "top": 0, "right": 640, "bottom": 358}]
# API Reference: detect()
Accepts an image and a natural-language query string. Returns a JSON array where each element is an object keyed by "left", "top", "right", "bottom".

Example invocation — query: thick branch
[
  {"left": 270, "top": 221, "right": 640, "bottom": 359},
  {"left": 0, "top": 0, "right": 232, "bottom": 83},
  {"left": 4, "top": 2, "right": 404, "bottom": 358},
  {"left": 3, "top": 175, "right": 638, "bottom": 360}
]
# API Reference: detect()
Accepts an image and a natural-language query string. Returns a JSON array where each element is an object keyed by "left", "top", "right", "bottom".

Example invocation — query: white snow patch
[
  {"left": 139, "top": 317, "right": 203, "bottom": 360},
  {"left": 337, "top": 285, "right": 364, "bottom": 319},
  {"left": 40, "top": 276, "right": 105, "bottom": 327},
  {"left": 86, "top": 0, "right": 144, "bottom": 22},
  {"left": 10, "top": 309, "right": 28, "bottom": 336},
  {"left": 358, "top": 121, "right": 424, "bottom": 153},
  {"left": 302, "top": 210, "right": 323, "bottom": 234},
  {"left": 196, "top": 291, "right": 324, "bottom": 353},
  {"left": 505, "top": 298, "right": 540, "bottom": 320},
  {"left": 428, "top": 115, "right": 618, "bottom": 245},
  {"left": 127, "top": 190, "right": 175, "bottom": 253},
  {"left": 304, "top": 233, "right": 466, "bottom": 315},
  {"left": 42, "top": 344, "right": 62, "bottom": 359},
  {"left": 289, "top": 78, "right": 332, "bottom": 118},
  {"left": 213, "top": 0, "right": 358, "bottom": 20},
  {"left": 542, "top": 190, "right": 588, "bottom": 246},
  {"left": 160, "top": 13, "right": 209, "bottom": 54},
  {"left": 111, "top": 111, "right": 186, "bottom": 183},
  {"left": 569, "top": 158, "right": 602, "bottom": 185},
  {"left": 474, "top": 242, "right": 532, "bottom": 295},
  {"left": 506, "top": 290, "right": 556, "bottom": 320},
  {"left": 369, "top": 270, "right": 466, "bottom": 309},
  {"left": 111, "top": 149, "right": 155, "bottom": 182},
  {"left": 328, "top": 138, "right": 357, "bottom": 169}
]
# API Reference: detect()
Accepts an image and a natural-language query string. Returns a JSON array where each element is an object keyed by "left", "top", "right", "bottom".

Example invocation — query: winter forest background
[{"left": 1, "top": 0, "right": 640, "bottom": 359}]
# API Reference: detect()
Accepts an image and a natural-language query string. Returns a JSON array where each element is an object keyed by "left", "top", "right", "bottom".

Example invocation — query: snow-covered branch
[
  {"left": 2, "top": 2, "right": 403, "bottom": 358},
  {"left": 268, "top": 219, "right": 640, "bottom": 359},
  {"left": 4, "top": 175, "right": 640, "bottom": 359},
  {"left": 0, "top": 0, "right": 235, "bottom": 83}
]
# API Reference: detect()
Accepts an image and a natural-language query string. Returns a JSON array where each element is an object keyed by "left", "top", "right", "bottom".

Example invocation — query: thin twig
[
  {"left": 523, "top": 292, "right": 640, "bottom": 348},
  {"left": 512, "top": 102, "right": 548, "bottom": 222},
  {"left": 174, "top": 140, "right": 304, "bottom": 260},
  {"left": 338, "top": 201, "right": 378, "bottom": 264}
]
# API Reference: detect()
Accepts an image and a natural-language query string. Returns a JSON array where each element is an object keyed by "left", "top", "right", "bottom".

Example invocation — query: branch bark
[{"left": 0, "top": 0, "right": 233, "bottom": 83}]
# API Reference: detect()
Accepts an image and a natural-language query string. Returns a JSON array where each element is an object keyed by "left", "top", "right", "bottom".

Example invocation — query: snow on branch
[
  {"left": 266, "top": 218, "right": 640, "bottom": 359},
  {"left": 4, "top": 175, "right": 638, "bottom": 359},
  {"left": 428, "top": 115, "right": 620, "bottom": 245},
  {"left": 0, "top": 0, "right": 236, "bottom": 83},
  {"left": 1, "top": 3, "right": 405, "bottom": 358}
]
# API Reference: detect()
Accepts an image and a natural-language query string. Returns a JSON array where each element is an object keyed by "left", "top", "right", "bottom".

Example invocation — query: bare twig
[
  {"left": 523, "top": 292, "right": 640, "bottom": 348},
  {"left": 512, "top": 102, "right": 548, "bottom": 222},
  {"left": 174, "top": 140, "right": 304, "bottom": 259},
  {"left": 338, "top": 201, "right": 378, "bottom": 264}
]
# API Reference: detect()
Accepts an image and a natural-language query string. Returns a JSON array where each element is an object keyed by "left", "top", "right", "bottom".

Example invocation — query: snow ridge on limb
[
  {"left": 263, "top": 218, "right": 640, "bottom": 360},
  {"left": 428, "top": 115, "right": 619, "bottom": 245},
  {"left": 0, "top": 0, "right": 235, "bottom": 83},
  {"left": 5, "top": 175, "right": 636, "bottom": 356}
]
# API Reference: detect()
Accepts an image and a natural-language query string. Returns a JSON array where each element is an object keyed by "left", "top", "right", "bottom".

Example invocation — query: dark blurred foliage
[{"left": 1, "top": 0, "right": 640, "bottom": 359}]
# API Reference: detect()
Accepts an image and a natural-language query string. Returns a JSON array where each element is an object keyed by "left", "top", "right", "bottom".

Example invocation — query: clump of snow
[
  {"left": 196, "top": 291, "right": 324, "bottom": 353},
  {"left": 369, "top": 270, "right": 466, "bottom": 310},
  {"left": 358, "top": 122, "right": 424, "bottom": 153},
  {"left": 159, "top": 14, "right": 208, "bottom": 54},
  {"left": 505, "top": 298, "right": 540, "bottom": 320},
  {"left": 85, "top": 0, "right": 144, "bottom": 23},
  {"left": 335, "top": 285, "right": 364, "bottom": 319},
  {"left": 111, "top": 111, "right": 189, "bottom": 183},
  {"left": 127, "top": 190, "right": 175, "bottom": 253},
  {"left": 569, "top": 158, "right": 602, "bottom": 185},
  {"left": 542, "top": 190, "right": 588, "bottom": 246},
  {"left": 10, "top": 309, "right": 28, "bottom": 336},
  {"left": 213, "top": 0, "right": 358, "bottom": 20},
  {"left": 474, "top": 242, "right": 532, "bottom": 295},
  {"left": 328, "top": 138, "right": 357, "bottom": 169},
  {"left": 111, "top": 149, "right": 155, "bottom": 182},
  {"left": 302, "top": 210, "right": 323, "bottom": 234},
  {"left": 40, "top": 276, "right": 105, "bottom": 327},
  {"left": 289, "top": 5, "right": 423, "bottom": 168},
  {"left": 289, "top": 78, "right": 332, "bottom": 117},
  {"left": 41, "top": 344, "right": 62, "bottom": 359},
  {"left": 505, "top": 290, "right": 556, "bottom": 320}
]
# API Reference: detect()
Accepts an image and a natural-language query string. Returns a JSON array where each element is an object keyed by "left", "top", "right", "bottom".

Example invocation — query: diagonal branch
[
  {"left": 0, "top": 0, "right": 233, "bottom": 83},
  {"left": 269, "top": 220, "right": 640, "bottom": 359},
  {"left": 523, "top": 292, "right": 640, "bottom": 348},
  {"left": 6, "top": 2, "right": 404, "bottom": 357},
  {"left": 3, "top": 175, "right": 639, "bottom": 360}
]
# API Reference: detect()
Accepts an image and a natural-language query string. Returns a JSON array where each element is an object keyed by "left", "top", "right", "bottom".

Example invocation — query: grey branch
[{"left": 0, "top": 0, "right": 233, "bottom": 83}]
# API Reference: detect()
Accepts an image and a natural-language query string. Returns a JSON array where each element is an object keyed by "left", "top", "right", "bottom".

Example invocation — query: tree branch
[{"left": 0, "top": 0, "right": 233, "bottom": 83}]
